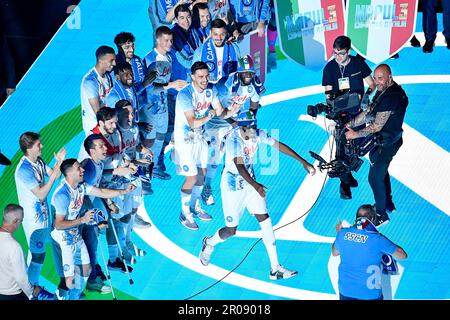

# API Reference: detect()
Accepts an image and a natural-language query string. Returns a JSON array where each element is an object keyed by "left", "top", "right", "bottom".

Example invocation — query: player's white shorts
[
  {"left": 50, "top": 234, "right": 90, "bottom": 278},
  {"left": 204, "top": 126, "right": 232, "bottom": 165},
  {"left": 172, "top": 138, "right": 209, "bottom": 176},
  {"left": 22, "top": 224, "right": 50, "bottom": 255},
  {"left": 220, "top": 174, "right": 267, "bottom": 228},
  {"left": 141, "top": 111, "right": 169, "bottom": 140}
]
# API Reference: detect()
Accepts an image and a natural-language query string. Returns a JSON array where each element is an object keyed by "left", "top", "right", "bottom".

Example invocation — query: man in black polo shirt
[
  {"left": 345, "top": 64, "right": 408, "bottom": 227},
  {"left": 322, "top": 35, "right": 375, "bottom": 199}
]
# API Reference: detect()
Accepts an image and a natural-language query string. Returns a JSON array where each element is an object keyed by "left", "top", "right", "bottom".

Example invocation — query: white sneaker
[
  {"left": 199, "top": 236, "right": 215, "bottom": 266},
  {"left": 179, "top": 212, "right": 199, "bottom": 230},
  {"left": 269, "top": 265, "right": 298, "bottom": 280},
  {"left": 134, "top": 214, "right": 151, "bottom": 229}
]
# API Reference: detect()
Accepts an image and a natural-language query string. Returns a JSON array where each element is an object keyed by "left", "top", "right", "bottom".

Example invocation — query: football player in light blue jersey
[
  {"left": 192, "top": 18, "right": 241, "bottom": 84},
  {"left": 113, "top": 32, "right": 155, "bottom": 137},
  {"left": 144, "top": 26, "right": 188, "bottom": 180},
  {"left": 79, "top": 134, "right": 112, "bottom": 294},
  {"left": 105, "top": 62, "right": 140, "bottom": 122},
  {"left": 116, "top": 101, "right": 153, "bottom": 258},
  {"left": 199, "top": 112, "right": 316, "bottom": 280},
  {"left": 201, "top": 54, "right": 264, "bottom": 205},
  {"left": 51, "top": 158, "right": 135, "bottom": 300},
  {"left": 172, "top": 61, "right": 240, "bottom": 231},
  {"left": 80, "top": 46, "right": 116, "bottom": 135},
  {"left": 14, "top": 132, "right": 66, "bottom": 287}
]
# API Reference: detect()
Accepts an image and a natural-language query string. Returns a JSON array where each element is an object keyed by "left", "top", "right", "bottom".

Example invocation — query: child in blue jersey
[
  {"left": 199, "top": 112, "right": 315, "bottom": 280},
  {"left": 172, "top": 61, "right": 240, "bottom": 230},
  {"left": 14, "top": 132, "right": 66, "bottom": 287},
  {"left": 51, "top": 159, "right": 135, "bottom": 300},
  {"left": 192, "top": 18, "right": 241, "bottom": 84},
  {"left": 332, "top": 204, "right": 407, "bottom": 300}
]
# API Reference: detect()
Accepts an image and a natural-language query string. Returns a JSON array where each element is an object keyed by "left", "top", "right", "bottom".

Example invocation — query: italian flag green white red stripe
[
  {"left": 346, "top": 0, "right": 417, "bottom": 63},
  {"left": 275, "top": 0, "right": 345, "bottom": 70}
]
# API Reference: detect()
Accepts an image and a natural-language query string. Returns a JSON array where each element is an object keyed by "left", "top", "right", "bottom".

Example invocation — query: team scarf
[
  {"left": 131, "top": 56, "right": 146, "bottom": 90},
  {"left": 110, "top": 79, "right": 139, "bottom": 121},
  {"left": 201, "top": 38, "right": 239, "bottom": 82}
]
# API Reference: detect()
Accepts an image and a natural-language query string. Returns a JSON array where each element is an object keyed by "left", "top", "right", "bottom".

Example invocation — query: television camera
[{"left": 307, "top": 91, "right": 380, "bottom": 178}]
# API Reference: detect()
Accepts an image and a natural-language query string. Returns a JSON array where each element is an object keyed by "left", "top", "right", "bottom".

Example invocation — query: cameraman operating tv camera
[
  {"left": 322, "top": 35, "right": 375, "bottom": 200},
  {"left": 345, "top": 64, "right": 408, "bottom": 227}
]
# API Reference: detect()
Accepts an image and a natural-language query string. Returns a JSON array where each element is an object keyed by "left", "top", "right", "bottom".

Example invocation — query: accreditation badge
[{"left": 338, "top": 77, "right": 350, "bottom": 90}]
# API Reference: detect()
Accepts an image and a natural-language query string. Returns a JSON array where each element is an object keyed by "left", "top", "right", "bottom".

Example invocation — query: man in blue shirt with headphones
[{"left": 332, "top": 204, "right": 407, "bottom": 300}]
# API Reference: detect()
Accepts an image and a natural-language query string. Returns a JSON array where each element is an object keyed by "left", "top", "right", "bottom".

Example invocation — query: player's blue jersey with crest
[
  {"left": 15, "top": 156, "right": 51, "bottom": 228},
  {"left": 51, "top": 181, "right": 93, "bottom": 245}
]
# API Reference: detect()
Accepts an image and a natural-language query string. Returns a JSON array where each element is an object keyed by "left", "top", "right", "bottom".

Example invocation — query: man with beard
[
  {"left": 91, "top": 107, "right": 142, "bottom": 268},
  {"left": 345, "top": 64, "right": 408, "bottom": 227},
  {"left": 51, "top": 158, "right": 135, "bottom": 300},
  {"left": 193, "top": 18, "right": 240, "bottom": 84}
]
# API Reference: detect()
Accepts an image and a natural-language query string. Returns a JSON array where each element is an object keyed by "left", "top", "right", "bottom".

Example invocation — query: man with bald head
[{"left": 345, "top": 64, "right": 408, "bottom": 227}]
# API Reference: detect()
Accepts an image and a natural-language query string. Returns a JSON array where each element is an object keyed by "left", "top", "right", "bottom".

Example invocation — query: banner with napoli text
[
  {"left": 274, "top": 0, "right": 346, "bottom": 70},
  {"left": 346, "top": 0, "right": 418, "bottom": 63}
]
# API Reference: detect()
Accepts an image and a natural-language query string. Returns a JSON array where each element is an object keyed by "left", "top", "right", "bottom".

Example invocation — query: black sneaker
[
  {"left": 95, "top": 263, "right": 107, "bottom": 281},
  {"left": 374, "top": 212, "right": 390, "bottom": 228},
  {"left": 107, "top": 258, "right": 134, "bottom": 273},
  {"left": 423, "top": 40, "right": 434, "bottom": 53},
  {"left": 386, "top": 202, "right": 396, "bottom": 214},
  {"left": 446, "top": 38, "right": 450, "bottom": 49},
  {"left": 410, "top": 35, "right": 421, "bottom": 47},
  {"left": 340, "top": 183, "right": 352, "bottom": 200},
  {"left": 348, "top": 175, "right": 358, "bottom": 188}
]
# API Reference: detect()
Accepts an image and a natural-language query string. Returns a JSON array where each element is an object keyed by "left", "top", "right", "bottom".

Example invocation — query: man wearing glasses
[{"left": 322, "top": 35, "right": 375, "bottom": 200}]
